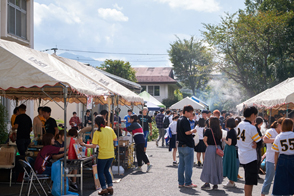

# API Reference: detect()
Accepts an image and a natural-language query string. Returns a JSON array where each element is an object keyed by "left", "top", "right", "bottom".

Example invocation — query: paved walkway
[{"left": 1, "top": 141, "right": 271, "bottom": 195}]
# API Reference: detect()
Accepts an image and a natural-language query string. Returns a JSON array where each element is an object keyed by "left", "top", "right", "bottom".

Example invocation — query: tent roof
[
  {"left": 191, "top": 96, "right": 209, "bottom": 108},
  {"left": 170, "top": 97, "right": 205, "bottom": 110},
  {"left": 53, "top": 55, "right": 143, "bottom": 106},
  {"left": 145, "top": 101, "right": 160, "bottom": 111},
  {"left": 138, "top": 91, "right": 165, "bottom": 108},
  {"left": 0, "top": 39, "right": 143, "bottom": 105},
  {"left": 236, "top": 77, "right": 294, "bottom": 110}
]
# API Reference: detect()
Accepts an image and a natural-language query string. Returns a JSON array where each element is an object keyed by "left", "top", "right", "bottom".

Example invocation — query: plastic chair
[
  {"left": 0, "top": 147, "right": 16, "bottom": 187},
  {"left": 18, "top": 159, "right": 51, "bottom": 196}
]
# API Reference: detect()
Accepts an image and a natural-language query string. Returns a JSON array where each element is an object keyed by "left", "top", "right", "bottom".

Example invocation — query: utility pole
[{"left": 51, "top": 48, "right": 58, "bottom": 54}]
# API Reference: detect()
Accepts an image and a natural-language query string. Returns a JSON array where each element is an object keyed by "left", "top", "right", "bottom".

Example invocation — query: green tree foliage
[
  {"left": 99, "top": 59, "right": 137, "bottom": 82},
  {"left": 0, "top": 103, "right": 8, "bottom": 144},
  {"left": 203, "top": 9, "right": 294, "bottom": 97},
  {"left": 168, "top": 36, "right": 214, "bottom": 96}
]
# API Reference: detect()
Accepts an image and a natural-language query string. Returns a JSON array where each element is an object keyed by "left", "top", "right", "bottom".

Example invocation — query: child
[
  {"left": 169, "top": 115, "right": 179, "bottom": 166},
  {"left": 195, "top": 118, "right": 206, "bottom": 167},
  {"left": 123, "top": 115, "right": 152, "bottom": 172},
  {"left": 272, "top": 118, "right": 294, "bottom": 195},
  {"left": 34, "top": 133, "right": 64, "bottom": 175}
]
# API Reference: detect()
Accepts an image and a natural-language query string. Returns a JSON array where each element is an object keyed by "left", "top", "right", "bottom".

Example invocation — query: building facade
[
  {"left": 134, "top": 67, "right": 181, "bottom": 102},
  {"left": 0, "top": 0, "right": 34, "bottom": 124}
]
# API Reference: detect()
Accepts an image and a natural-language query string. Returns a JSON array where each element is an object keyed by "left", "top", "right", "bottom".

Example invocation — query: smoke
[{"left": 200, "top": 76, "right": 244, "bottom": 112}]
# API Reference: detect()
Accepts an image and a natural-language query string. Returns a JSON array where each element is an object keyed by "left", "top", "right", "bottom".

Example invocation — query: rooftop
[{"left": 133, "top": 67, "right": 177, "bottom": 83}]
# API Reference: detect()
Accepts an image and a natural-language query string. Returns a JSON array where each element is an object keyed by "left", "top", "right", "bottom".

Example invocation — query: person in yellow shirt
[
  {"left": 11, "top": 107, "right": 19, "bottom": 127},
  {"left": 80, "top": 115, "right": 117, "bottom": 196},
  {"left": 33, "top": 107, "right": 46, "bottom": 139}
]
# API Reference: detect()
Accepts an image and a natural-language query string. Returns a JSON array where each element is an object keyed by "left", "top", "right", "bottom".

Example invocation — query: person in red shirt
[
  {"left": 34, "top": 133, "right": 64, "bottom": 175},
  {"left": 69, "top": 112, "right": 81, "bottom": 130}
]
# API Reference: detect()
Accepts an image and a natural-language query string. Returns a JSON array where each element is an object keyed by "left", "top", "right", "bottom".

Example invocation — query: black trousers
[
  {"left": 136, "top": 143, "right": 149, "bottom": 167},
  {"left": 16, "top": 138, "right": 31, "bottom": 156}
]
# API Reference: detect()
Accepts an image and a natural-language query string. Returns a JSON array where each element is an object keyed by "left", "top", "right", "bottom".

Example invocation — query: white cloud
[
  {"left": 113, "top": 3, "right": 123, "bottom": 11},
  {"left": 155, "top": 0, "right": 221, "bottom": 12},
  {"left": 34, "top": 2, "right": 81, "bottom": 26},
  {"left": 97, "top": 8, "right": 128, "bottom": 22}
]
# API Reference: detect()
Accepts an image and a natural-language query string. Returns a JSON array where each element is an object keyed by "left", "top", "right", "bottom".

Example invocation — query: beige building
[
  {"left": 0, "top": 0, "right": 35, "bottom": 124},
  {"left": 134, "top": 67, "right": 181, "bottom": 102}
]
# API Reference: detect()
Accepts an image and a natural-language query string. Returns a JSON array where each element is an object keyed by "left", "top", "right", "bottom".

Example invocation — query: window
[
  {"left": 141, "top": 86, "right": 146, "bottom": 92},
  {"left": 147, "top": 86, "right": 160, "bottom": 96},
  {"left": 154, "top": 86, "right": 160, "bottom": 96},
  {"left": 148, "top": 86, "right": 154, "bottom": 96},
  {"left": 8, "top": 0, "right": 27, "bottom": 39}
]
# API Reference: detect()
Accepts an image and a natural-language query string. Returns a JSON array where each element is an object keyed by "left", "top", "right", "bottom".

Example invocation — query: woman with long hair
[
  {"left": 200, "top": 117, "right": 223, "bottom": 190},
  {"left": 80, "top": 115, "right": 117, "bottom": 196}
]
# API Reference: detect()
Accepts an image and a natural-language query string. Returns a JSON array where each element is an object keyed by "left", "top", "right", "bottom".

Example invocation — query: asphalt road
[{"left": 1, "top": 141, "right": 271, "bottom": 196}]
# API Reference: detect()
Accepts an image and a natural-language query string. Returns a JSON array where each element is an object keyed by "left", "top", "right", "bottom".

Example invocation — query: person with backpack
[{"left": 156, "top": 108, "right": 166, "bottom": 147}]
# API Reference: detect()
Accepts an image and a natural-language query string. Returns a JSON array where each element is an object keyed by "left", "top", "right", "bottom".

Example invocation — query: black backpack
[{"left": 163, "top": 115, "right": 171, "bottom": 128}]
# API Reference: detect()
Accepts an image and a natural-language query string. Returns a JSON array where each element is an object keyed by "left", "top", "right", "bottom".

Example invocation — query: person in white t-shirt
[
  {"left": 195, "top": 118, "right": 206, "bottom": 167},
  {"left": 271, "top": 118, "right": 294, "bottom": 196},
  {"left": 236, "top": 106, "right": 261, "bottom": 196},
  {"left": 169, "top": 115, "right": 179, "bottom": 166},
  {"left": 260, "top": 118, "right": 283, "bottom": 196}
]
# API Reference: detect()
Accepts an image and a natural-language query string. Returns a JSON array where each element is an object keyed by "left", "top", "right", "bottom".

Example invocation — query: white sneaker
[{"left": 223, "top": 181, "right": 235, "bottom": 188}]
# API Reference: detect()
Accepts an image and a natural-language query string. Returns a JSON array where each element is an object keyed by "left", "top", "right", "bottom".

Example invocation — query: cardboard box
[
  {"left": 0, "top": 149, "right": 14, "bottom": 165},
  {"left": 92, "top": 164, "right": 101, "bottom": 190},
  {"left": 118, "top": 140, "right": 129, "bottom": 147}
]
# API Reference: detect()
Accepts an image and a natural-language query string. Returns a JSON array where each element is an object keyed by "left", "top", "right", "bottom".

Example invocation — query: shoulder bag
[{"left": 211, "top": 129, "right": 224, "bottom": 157}]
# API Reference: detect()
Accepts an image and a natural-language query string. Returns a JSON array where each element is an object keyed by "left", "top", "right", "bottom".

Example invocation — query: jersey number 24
[{"left": 237, "top": 128, "right": 246, "bottom": 141}]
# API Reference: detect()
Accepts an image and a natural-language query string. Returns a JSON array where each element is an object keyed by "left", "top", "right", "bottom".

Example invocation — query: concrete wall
[{"left": 140, "top": 83, "right": 176, "bottom": 102}]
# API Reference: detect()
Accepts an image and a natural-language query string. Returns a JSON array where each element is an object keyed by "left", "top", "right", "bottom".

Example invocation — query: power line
[
  {"left": 69, "top": 58, "right": 168, "bottom": 63},
  {"left": 58, "top": 48, "right": 168, "bottom": 56}
]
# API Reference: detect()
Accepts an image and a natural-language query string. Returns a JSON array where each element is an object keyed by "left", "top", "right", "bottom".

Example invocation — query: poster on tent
[{"left": 87, "top": 96, "right": 93, "bottom": 110}]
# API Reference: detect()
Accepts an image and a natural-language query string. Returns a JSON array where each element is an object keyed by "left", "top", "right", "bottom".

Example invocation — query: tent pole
[
  {"left": 286, "top": 104, "right": 289, "bottom": 118},
  {"left": 116, "top": 95, "right": 120, "bottom": 175},
  {"left": 16, "top": 98, "right": 18, "bottom": 107},
  {"left": 61, "top": 84, "right": 68, "bottom": 194},
  {"left": 38, "top": 98, "right": 41, "bottom": 107},
  {"left": 269, "top": 109, "right": 272, "bottom": 127}
]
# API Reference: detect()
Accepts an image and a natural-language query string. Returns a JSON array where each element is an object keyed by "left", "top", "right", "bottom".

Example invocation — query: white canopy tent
[
  {"left": 170, "top": 97, "right": 205, "bottom": 110},
  {"left": 0, "top": 39, "right": 143, "bottom": 193},
  {"left": 236, "top": 77, "right": 294, "bottom": 111}
]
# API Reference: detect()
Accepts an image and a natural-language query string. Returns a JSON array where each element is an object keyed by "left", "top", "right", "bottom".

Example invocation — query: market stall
[
  {"left": 236, "top": 77, "right": 294, "bottom": 111},
  {"left": 0, "top": 39, "right": 143, "bottom": 194}
]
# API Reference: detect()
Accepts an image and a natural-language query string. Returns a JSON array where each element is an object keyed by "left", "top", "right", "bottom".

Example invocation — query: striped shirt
[
  {"left": 272, "top": 132, "right": 294, "bottom": 155},
  {"left": 124, "top": 122, "right": 145, "bottom": 144}
]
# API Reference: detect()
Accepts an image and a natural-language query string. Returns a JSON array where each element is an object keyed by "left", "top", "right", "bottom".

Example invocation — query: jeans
[
  {"left": 143, "top": 131, "right": 149, "bottom": 148},
  {"left": 97, "top": 158, "right": 114, "bottom": 189},
  {"left": 178, "top": 147, "right": 194, "bottom": 186},
  {"left": 261, "top": 162, "right": 275, "bottom": 195},
  {"left": 16, "top": 138, "right": 31, "bottom": 156},
  {"left": 273, "top": 154, "right": 294, "bottom": 196},
  {"left": 136, "top": 143, "right": 150, "bottom": 167},
  {"left": 42, "top": 166, "right": 51, "bottom": 176},
  {"left": 157, "top": 128, "right": 165, "bottom": 146}
]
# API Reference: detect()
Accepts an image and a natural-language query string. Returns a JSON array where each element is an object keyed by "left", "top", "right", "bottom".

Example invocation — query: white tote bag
[{"left": 193, "top": 133, "right": 199, "bottom": 146}]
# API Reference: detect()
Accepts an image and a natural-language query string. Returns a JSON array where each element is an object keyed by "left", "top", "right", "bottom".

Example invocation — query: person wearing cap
[{"left": 155, "top": 108, "right": 166, "bottom": 147}]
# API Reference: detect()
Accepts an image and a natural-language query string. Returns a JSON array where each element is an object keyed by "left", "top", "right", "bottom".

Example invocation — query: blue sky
[{"left": 34, "top": 0, "right": 246, "bottom": 67}]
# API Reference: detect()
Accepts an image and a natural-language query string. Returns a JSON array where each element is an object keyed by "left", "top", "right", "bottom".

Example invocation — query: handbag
[
  {"left": 193, "top": 132, "right": 199, "bottom": 146},
  {"left": 211, "top": 129, "right": 224, "bottom": 157}
]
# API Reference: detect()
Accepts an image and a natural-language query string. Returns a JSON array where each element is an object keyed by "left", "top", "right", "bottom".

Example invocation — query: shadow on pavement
[{"left": 179, "top": 187, "right": 201, "bottom": 195}]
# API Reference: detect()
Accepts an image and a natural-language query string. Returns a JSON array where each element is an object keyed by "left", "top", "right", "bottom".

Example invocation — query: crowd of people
[
  {"left": 8, "top": 103, "right": 294, "bottom": 196},
  {"left": 150, "top": 105, "right": 294, "bottom": 196}
]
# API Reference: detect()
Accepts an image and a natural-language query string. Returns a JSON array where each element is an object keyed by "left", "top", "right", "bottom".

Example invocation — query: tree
[
  {"left": 99, "top": 59, "right": 137, "bottom": 82},
  {"left": 202, "top": 10, "right": 294, "bottom": 97},
  {"left": 168, "top": 36, "right": 214, "bottom": 96}
]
